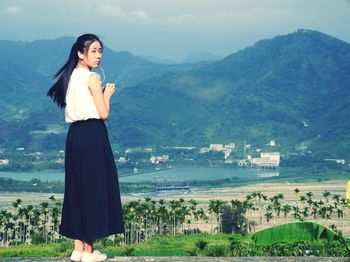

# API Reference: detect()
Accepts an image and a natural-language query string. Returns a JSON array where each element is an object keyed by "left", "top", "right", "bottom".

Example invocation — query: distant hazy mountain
[
  {"left": 0, "top": 37, "right": 195, "bottom": 88},
  {"left": 0, "top": 29, "right": 349, "bottom": 158},
  {"left": 181, "top": 51, "right": 224, "bottom": 63},
  {"left": 138, "top": 55, "right": 177, "bottom": 65}
]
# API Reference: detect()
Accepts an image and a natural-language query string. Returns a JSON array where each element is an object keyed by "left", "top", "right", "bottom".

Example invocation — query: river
[{"left": 0, "top": 167, "right": 279, "bottom": 183}]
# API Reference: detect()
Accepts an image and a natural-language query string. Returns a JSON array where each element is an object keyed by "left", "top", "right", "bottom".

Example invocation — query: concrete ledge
[{"left": 2, "top": 257, "right": 349, "bottom": 262}]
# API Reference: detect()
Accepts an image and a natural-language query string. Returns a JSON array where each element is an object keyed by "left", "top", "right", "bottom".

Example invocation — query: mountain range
[{"left": 0, "top": 29, "right": 349, "bottom": 158}]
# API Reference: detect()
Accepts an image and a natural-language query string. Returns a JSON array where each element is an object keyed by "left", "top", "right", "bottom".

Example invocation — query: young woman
[{"left": 47, "top": 34, "right": 125, "bottom": 262}]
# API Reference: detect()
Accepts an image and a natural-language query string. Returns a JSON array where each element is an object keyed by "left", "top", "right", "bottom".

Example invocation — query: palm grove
[{"left": 0, "top": 189, "right": 347, "bottom": 246}]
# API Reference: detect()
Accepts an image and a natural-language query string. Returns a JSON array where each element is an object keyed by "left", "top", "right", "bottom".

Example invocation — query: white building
[
  {"left": 0, "top": 159, "right": 9, "bottom": 166},
  {"left": 237, "top": 160, "right": 250, "bottom": 166},
  {"left": 150, "top": 155, "right": 169, "bottom": 164},
  {"left": 209, "top": 144, "right": 224, "bottom": 151},
  {"left": 199, "top": 147, "right": 210, "bottom": 154},
  {"left": 223, "top": 149, "right": 232, "bottom": 159},
  {"left": 55, "top": 159, "right": 64, "bottom": 165},
  {"left": 118, "top": 157, "right": 127, "bottom": 163},
  {"left": 324, "top": 159, "right": 346, "bottom": 165},
  {"left": 251, "top": 152, "right": 280, "bottom": 168},
  {"left": 225, "top": 143, "right": 235, "bottom": 150}
]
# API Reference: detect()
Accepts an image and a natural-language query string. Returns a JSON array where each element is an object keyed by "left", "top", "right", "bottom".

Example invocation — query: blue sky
[{"left": 1, "top": 0, "right": 350, "bottom": 62}]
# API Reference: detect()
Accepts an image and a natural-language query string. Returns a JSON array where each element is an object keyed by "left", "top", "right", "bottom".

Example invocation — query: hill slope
[{"left": 0, "top": 29, "right": 349, "bottom": 157}]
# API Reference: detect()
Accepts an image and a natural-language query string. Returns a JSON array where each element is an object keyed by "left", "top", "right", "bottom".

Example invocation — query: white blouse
[{"left": 65, "top": 68, "right": 101, "bottom": 124}]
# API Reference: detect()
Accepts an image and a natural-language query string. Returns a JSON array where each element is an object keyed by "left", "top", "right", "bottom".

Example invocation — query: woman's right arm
[{"left": 88, "top": 74, "right": 115, "bottom": 120}]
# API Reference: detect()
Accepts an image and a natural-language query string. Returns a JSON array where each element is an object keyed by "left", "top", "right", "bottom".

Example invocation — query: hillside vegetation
[{"left": 0, "top": 29, "right": 349, "bottom": 158}]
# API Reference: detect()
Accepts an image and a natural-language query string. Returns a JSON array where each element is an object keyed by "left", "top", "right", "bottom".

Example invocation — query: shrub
[
  {"left": 31, "top": 233, "right": 46, "bottom": 244},
  {"left": 121, "top": 246, "right": 135, "bottom": 256},
  {"left": 229, "top": 236, "right": 350, "bottom": 257},
  {"left": 195, "top": 239, "right": 208, "bottom": 251},
  {"left": 55, "top": 240, "right": 73, "bottom": 255},
  {"left": 204, "top": 244, "right": 229, "bottom": 257}
]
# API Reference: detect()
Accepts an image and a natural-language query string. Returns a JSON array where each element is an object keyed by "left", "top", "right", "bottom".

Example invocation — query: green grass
[
  {"left": 0, "top": 233, "right": 232, "bottom": 258},
  {"left": 114, "top": 233, "right": 231, "bottom": 256},
  {"left": 1, "top": 232, "right": 349, "bottom": 258},
  {"left": 0, "top": 241, "right": 71, "bottom": 258}
]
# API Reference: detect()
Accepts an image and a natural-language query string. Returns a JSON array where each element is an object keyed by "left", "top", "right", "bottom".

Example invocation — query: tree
[
  {"left": 221, "top": 200, "right": 248, "bottom": 235},
  {"left": 306, "top": 191, "right": 314, "bottom": 205},
  {"left": 322, "top": 191, "right": 331, "bottom": 203},
  {"left": 282, "top": 204, "right": 291, "bottom": 221},
  {"left": 208, "top": 199, "right": 225, "bottom": 233}
]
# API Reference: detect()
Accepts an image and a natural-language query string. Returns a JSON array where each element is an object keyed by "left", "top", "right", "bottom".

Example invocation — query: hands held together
[{"left": 103, "top": 83, "right": 116, "bottom": 98}]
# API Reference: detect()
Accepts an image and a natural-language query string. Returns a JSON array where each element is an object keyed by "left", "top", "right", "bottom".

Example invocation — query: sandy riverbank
[{"left": 0, "top": 179, "right": 347, "bottom": 207}]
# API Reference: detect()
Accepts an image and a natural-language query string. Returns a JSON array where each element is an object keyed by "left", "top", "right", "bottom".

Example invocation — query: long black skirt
[{"left": 59, "top": 119, "right": 125, "bottom": 241}]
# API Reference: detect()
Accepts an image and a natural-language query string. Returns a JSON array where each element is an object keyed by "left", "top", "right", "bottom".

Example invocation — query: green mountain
[{"left": 0, "top": 29, "right": 349, "bottom": 158}]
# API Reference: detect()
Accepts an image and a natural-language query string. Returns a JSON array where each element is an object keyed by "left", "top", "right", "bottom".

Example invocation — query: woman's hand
[{"left": 103, "top": 83, "right": 116, "bottom": 98}]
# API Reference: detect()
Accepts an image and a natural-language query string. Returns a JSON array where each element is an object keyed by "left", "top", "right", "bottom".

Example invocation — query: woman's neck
[{"left": 76, "top": 60, "right": 91, "bottom": 71}]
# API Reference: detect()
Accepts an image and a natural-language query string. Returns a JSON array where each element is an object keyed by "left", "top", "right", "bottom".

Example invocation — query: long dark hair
[{"left": 47, "top": 34, "right": 103, "bottom": 108}]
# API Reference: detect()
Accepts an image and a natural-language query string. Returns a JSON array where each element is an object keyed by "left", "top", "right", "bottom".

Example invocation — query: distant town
[{"left": 0, "top": 140, "right": 348, "bottom": 174}]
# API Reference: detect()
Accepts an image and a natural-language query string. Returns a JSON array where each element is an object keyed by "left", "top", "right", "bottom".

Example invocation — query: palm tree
[
  {"left": 292, "top": 206, "right": 301, "bottom": 221},
  {"left": 270, "top": 194, "right": 283, "bottom": 219},
  {"left": 299, "top": 195, "right": 307, "bottom": 205},
  {"left": 254, "top": 192, "right": 268, "bottom": 224},
  {"left": 11, "top": 199, "right": 23, "bottom": 210},
  {"left": 214, "top": 200, "right": 225, "bottom": 233},
  {"left": 22, "top": 205, "right": 34, "bottom": 244},
  {"left": 188, "top": 199, "right": 198, "bottom": 234},
  {"left": 40, "top": 201, "right": 49, "bottom": 243},
  {"left": 245, "top": 200, "right": 255, "bottom": 222},
  {"left": 302, "top": 206, "right": 310, "bottom": 219},
  {"left": 322, "top": 191, "right": 331, "bottom": 203},
  {"left": 0, "top": 209, "right": 13, "bottom": 245},
  {"left": 156, "top": 199, "right": 169, "bottom": 236},
  {"left": 306, "top": 192, "right": 314, "bottom": 205},
  {"left": 264, "top": 211, "right": 273, "bottom": 223},
  {"left": 282, "top": 204, "right": 291, "bottom": 222},
  {"left": 194, "top": 208, "right": 207, "bottom": 234},
  {"left": 247, "top": 220, "right": 257, "bottom": 233},
  {"left": 208, "top": 199, "right": 215, "bottom": 234},
  {"left": 294, "top": 188, "right": 300, "bottom": 196},
  {"left": 318, "top": 206, "right": 327, "bottom": 219},
  {"left": 208, "top": 199, "right": 225, "bottom": 234},
  {"left": 311, "top": 201, "right": 319, "bottom": 220},
  {"left": 169, "top": 199, "right": 181, "bottom": 236}
]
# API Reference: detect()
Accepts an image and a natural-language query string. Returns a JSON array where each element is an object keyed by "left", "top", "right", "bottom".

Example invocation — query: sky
[{"left": 1, "top": 0, "right": 350, "bottom": 62}]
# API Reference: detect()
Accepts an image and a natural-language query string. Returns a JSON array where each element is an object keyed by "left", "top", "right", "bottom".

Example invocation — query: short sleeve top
[{"left": 65, "top": 68, "right": 101, "bottom": 124}]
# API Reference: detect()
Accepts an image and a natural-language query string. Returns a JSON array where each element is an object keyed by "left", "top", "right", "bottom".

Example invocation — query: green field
[
  {"left": 1, "top": 231, "right": 349, "bottom": 258},
  {"left": 0, "top": 233, "right": 229, "bottom": 258}
]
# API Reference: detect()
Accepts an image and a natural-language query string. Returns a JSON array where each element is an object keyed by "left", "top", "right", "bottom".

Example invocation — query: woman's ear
[{"left": 77, "top": 51, "right": 84, "bottom": 60}]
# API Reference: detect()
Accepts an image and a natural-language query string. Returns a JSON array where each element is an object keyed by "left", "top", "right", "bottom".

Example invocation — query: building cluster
[{"left": 200, "top": 143, "right": 235, "bottom": 159}]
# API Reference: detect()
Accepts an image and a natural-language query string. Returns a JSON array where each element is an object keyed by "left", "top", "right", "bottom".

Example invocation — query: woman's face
[{"left": 80, "top": 41, "right": 102, "bottom": 68}]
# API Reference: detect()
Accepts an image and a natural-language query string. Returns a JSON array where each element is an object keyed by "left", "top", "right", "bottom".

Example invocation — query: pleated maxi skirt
[{"left": 59, "top": 119, "right": 125, "bottom": 241}]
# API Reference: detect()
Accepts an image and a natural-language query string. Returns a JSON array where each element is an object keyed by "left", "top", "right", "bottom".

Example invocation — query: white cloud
[
  {"left": 97, "top": 4, "right": 151, "bottom": 22},
  {"left": 97, "top": 4, "right": 124, "bottom": 17},
  {"left": 5, "top": 5, "right": 23, "bottom": 15},
  {"left": 130, "top": 10, "right": 150, "bottom": 20}
]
